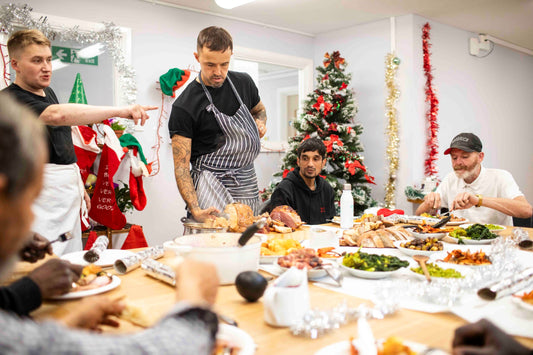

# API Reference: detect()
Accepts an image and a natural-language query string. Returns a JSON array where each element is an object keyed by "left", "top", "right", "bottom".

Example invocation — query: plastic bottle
[{"left": 340, "top": 183, "right": 354, "bottom": 229}]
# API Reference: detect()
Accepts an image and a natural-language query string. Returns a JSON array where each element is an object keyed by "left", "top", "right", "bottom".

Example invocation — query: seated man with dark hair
[{"left": 269, "top": 137, "right": 336, "bottom": 224}]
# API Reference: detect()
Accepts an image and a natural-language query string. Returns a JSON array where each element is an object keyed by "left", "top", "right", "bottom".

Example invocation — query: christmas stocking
[
  {"left": 89, "top": 125, "right": 127, "bottom": 230},
  {"left": 119, "top": 134, "right": 148, "bottom": 211},
  {"left": 128, "top": 148, "right": 147, "bottom": 211},
  {"left": 121, "top": 225, "right": 148, "bottom": 249},
  {"left": 72, "top": 125, "right": 100, "bottom": 184}
]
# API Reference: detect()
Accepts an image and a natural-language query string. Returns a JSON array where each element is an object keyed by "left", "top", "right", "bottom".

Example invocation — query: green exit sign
[{"left": 52, "top": 46, "right": 98, "bottom": 66}]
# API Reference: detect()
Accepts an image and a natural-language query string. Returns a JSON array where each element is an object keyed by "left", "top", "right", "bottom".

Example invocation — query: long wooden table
[{"left": 24, "top": 226, "right": 533, "bottom": 354}]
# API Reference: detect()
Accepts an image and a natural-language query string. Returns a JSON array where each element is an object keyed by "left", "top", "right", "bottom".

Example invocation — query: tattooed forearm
[
  {"left": 171, "top": 135, "right": 199, "bottom": 210},
  {"left": 250, "top": 101, "right": 267, "bottom": 124}
]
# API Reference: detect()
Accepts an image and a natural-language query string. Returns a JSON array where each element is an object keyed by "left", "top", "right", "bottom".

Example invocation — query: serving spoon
[{"left": 413, "top": 254, "right": 431, "bottom": 282}]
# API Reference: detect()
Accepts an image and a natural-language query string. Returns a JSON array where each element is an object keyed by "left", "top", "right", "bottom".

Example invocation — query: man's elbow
[
  {"left": 519, "top": 203, "right": 533, "bottom": 218},
  {"left": 40, "top": 106, "right": 67, "bottom": 126}
]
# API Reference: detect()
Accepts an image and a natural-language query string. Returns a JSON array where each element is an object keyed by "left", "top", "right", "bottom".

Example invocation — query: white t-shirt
[{"left": 436, "top": 166, "right": 523, "bottom": 225}]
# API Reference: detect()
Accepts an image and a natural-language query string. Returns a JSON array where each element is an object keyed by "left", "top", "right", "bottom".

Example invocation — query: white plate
[
  {"left": 50, "top": 275, "right": 121, "bottom": 300},
  {"left": 445, "top": 218, "right": 468, "bottom": 226},
  {"left": 409, "top": 230, "right": 447, "bottom": 240},
  {"left": 217, "top": 324, "right": 256, "bottom": 355},
  {"left": 61, "top": 249, "right": 136, "bottom": 267},
  {"left": 446, "top": 236, "right": 499, "bottom": 245},
  {"left": 393, "top": 240, "right": 443, "bottom": 257},
  {"left": 315, "top": 338, "right": 439, "bottom": 355},
  {"left": 260, "top": 255, "right": 280, "bottom": 264},
  {"left": 339, "top": 263, "right": 405, "bottom": 279},
  {"left": 330, "top": 216, "right": 362, "bottom": 225},
  {"left": 512, "top": 294, "right": 533, "bottom": 313}
]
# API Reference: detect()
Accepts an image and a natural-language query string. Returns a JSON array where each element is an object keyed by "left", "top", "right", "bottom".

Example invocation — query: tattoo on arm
[
  {"left": 171, "top": 135, "right": 199, "bottom": 211},
  {"left": 250, "top": 101, "right": 267, "bottom": 124}
]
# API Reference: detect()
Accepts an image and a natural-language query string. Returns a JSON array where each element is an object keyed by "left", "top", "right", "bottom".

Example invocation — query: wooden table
[{"left": 28, "top": 226, "right": 533, "bottom": 354}]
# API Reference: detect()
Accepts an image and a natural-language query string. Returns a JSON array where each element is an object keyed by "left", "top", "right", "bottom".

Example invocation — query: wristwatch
[{"left": 475, "top": 194, "right": 483, "bottom": 207}]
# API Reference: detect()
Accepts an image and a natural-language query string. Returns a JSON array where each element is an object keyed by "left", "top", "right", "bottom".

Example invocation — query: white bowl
[
  {"left": 339, "top": 263, "right": 404, "bottom": 279},
  {"left": 167, "top": 233, "right": 261, "bottom": 285},
  {"left": 393, "top": 240, "right": 444, "bottom": 257},
  {"left": 409, "top": 230, "right": 447, "bottom": 240}
]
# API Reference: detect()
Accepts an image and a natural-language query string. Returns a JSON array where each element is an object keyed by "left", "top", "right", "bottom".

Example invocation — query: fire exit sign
[{"left": 52, "top": 46, "right": 98, "bottom": 66}]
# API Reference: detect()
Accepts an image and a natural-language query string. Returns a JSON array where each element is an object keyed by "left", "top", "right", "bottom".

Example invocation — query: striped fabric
[{"left": 191, "top": 73, "right": 261, "bottom": 214}]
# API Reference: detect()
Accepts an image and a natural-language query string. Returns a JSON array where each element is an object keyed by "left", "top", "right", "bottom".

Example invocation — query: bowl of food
[
  {"left": 448, "top": 224, "right": 500, "bottom": 244},
  {"left": 459, "top": 223, "right": 506, "bottom": 235},
  {"left": 394, "top": 238, "right": 444, "bottom": 257},
  {"left": 180, "top": 216, "right": 228, "bottom": 235},
  {"left": 167, "top": 233, "right": 261, "bottom": 285},
  {"left": 340, "top": 251, "right": 409, "bottom": 279}
]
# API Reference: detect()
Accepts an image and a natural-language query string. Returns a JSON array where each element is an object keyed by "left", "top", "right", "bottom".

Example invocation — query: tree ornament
[{"left": 392, "top": 57, "right": 401, "bottom": 65}]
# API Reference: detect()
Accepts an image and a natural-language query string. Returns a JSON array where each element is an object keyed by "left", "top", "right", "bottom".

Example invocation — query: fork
[{"left": 48, "top": 232, "right": 73, "bottom": 246}]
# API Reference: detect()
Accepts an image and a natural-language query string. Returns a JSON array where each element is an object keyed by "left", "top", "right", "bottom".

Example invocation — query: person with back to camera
[
  {"left": 416, "top": 132, "right": 532, "bottom": 225},
  {"left": 2, "top": 29, "right": 157, "bottom": 255},
  {"left": 0, "top": 93, "right": 220, "bottom": 354},
  {"left": 169, "top": 26, "right": 267, "bottom": 222},
  {"left": 269, "top": 137, "right": 336, "bottom": 224}
]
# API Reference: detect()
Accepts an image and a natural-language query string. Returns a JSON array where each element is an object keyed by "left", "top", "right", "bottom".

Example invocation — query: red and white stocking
[{"left": 89, "top": 126, "right": 126, "bottom": 229}]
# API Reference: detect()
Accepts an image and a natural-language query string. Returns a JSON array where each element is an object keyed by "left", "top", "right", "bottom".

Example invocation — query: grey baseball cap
[{"left": 444, "top": 133, "right": 483, "bottom": 155}]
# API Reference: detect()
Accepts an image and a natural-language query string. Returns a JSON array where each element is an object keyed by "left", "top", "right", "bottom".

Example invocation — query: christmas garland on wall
[
  {"left": 422, "top": 22, "right": 439, "bottom": 177},
  {"left": 384, "top": 53, "right": 400, "bottom": 208}
]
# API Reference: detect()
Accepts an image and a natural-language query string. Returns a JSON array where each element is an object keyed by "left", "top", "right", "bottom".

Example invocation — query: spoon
[
  {"left": 518, "top": 239, "right": 533, "bottom": 251},
  {"left": 413, "top": 254, "right": 431, "bottom": 282},
  {"left": 238, "top": 218, "right": 267, "bottom": 246}
]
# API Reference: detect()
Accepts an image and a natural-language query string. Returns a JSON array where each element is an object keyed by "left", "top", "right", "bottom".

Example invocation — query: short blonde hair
[{"left": 7, "top": 29, "right": 51, "bottom": 59}]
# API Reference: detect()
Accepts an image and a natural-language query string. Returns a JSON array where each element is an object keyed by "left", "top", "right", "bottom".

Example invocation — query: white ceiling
[{"left": 144, "top": 0, "right": 533, "bottom": 51}]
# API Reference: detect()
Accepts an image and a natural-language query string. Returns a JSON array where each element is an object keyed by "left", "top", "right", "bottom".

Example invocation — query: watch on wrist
[{"left": 475, "top": 194, "right": 483, "bottom": 208}]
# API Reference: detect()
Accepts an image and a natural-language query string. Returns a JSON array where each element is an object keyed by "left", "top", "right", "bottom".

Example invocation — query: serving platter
[{"left": 446, "top": 236, "right": 499, "bottom": 245}]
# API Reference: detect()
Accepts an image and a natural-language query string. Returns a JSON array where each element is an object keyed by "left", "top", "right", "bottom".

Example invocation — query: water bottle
[{"left": 340, "top": 183, "right": 354, "bottom": 229}]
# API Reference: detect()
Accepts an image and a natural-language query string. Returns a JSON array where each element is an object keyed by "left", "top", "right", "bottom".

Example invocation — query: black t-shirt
[
  {"left": 168, "top": 71, "right": 260, "bottom": 162},
  {"left": 2, "top": 84, "right": 76, "bottom": 165}
]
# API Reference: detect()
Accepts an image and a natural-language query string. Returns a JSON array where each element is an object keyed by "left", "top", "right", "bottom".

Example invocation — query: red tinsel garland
[{"left": 422, "top": 23, "right": 439, "bottom": 177}]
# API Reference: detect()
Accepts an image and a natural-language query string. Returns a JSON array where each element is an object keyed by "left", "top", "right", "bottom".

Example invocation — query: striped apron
[{"left": 191, "top": 73, "right": 261, "bottom": 214}]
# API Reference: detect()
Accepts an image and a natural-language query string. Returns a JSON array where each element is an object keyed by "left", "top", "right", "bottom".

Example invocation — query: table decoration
[
  {"left": 290, "top": 301, "right": 397, "bottom": 339},
  {"left": 114, "top": 245, "right": 164, "bottom": 274},
  {"left": 141, "top": 259, "right": 176, "bottom": 286}
]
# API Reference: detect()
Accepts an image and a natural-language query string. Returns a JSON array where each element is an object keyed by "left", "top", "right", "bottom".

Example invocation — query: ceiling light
[
  {"left": 214, "top": 0, "right": 256, "bottom": 10},
  {"left": 78, "top": 43, "right": 105, "bottom": 59}
]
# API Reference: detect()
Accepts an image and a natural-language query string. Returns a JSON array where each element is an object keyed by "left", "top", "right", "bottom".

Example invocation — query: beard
[{"left": 454, "top": 162, "right": 479, "bottom": 182}]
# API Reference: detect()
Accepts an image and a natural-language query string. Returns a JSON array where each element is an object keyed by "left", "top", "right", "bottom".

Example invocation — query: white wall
[
  {"left": 21, "top": 0, "right": 314, "bottom": 246},
  {"left": 315, "top": 15, "right": 533, "bottom": 213}
]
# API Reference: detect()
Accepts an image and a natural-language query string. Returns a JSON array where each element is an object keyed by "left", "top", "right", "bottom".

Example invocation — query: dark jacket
[
  {"left": 0, "top": 277, "right": 42, "bottom": 316},
  {"left": 269, "top": 167, "right": 336, "bottom": 224}
]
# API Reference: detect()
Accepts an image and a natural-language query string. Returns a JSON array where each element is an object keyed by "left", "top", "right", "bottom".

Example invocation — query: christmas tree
[{"left": 261, "top": 51, "right": 376, "bottom": 215}]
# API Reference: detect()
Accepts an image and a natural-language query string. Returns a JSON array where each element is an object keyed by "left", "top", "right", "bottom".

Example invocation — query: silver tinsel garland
[
  {"left": 0, "top": 4, "right": 137, "bottom": 112},
  {"left": 290, "top": 229, "right": 531, "bottom": 339}
]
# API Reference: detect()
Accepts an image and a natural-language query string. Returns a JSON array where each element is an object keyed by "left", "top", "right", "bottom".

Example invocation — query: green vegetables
[
  {"left": 449, "top": 224, "right": 498, "bottom": 244},
  {"left": 342, "top": 251, "right": 409, "bottom": 272},
  {"left": 411, "top": 263, "right": 463, "bottom": 278}
]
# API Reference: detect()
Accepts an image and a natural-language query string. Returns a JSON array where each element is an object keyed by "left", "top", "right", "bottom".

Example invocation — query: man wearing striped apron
[
  {"left": 2, "top": 29, "right": 155, "bottom": 255},
  {"left": 169, "top": 26, "right": 267, "bottom": 222}
]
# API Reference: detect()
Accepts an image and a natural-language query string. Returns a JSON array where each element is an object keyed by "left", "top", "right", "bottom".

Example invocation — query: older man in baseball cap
[{"left": 416, "top": 133, "right": 532, "bottom": 225}]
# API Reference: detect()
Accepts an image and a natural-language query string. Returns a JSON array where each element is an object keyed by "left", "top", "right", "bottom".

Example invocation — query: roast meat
[{"left": 270, "top": 205, "right": 303, "bottom": 230}]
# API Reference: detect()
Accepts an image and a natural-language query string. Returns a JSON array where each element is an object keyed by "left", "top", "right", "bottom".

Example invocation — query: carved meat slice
[
  {"left": 223, "top": 203, "right": 254, "bottom": 232},
  {"left": 270, "top": 205, "right": 303, "bottom": 230}
]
